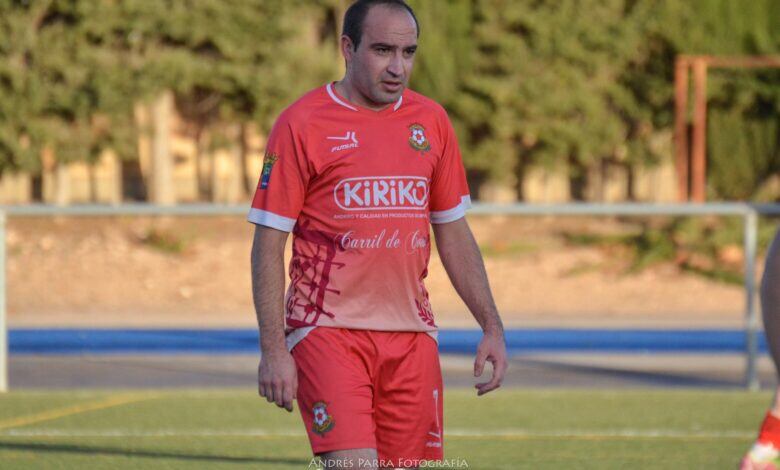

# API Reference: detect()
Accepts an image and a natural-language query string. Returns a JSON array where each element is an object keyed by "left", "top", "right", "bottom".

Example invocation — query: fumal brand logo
[
  {"left": 327, "top": 131, "right": 359, "bottom": 153},
  {"left": 334, "top": 176, "right": 429, "bottom": 211}
]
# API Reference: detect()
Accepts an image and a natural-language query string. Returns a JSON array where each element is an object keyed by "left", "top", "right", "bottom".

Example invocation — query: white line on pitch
[{"left": 0, "top": 428, "right": 755, "bottom": 439}]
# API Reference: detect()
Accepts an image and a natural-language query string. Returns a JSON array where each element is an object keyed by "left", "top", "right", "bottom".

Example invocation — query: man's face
[{"left": 343, "top": 5, "right": 418, "bottom": 107}]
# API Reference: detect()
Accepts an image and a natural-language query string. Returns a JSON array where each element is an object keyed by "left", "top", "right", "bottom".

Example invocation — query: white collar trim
[
  {"left": 393, "top": 95, "right": 404, "bottom": 111},
  {"left": 326, "top": 83, "right": 358, "bottom": 111},
  {"left": 326, "top": 83, "right": 403, "bottom": 112}
]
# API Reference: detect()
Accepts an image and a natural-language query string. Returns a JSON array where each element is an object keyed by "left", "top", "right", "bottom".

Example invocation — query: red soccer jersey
[{"left": 249, "top": 83, "right": 470, "bottom": 348}]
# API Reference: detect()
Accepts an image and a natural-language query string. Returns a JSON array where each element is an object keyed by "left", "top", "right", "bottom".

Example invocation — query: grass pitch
[{"left": 0, "top": 388, "right": 770, "bottom": 469}]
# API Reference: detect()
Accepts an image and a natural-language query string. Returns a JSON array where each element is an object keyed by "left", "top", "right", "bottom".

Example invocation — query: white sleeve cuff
[
  {"left": 247, "top": 208, "right": 297, "bottom": 232},
  {"left": 430, "top": 195, "right": 472, "bottom": 224}
]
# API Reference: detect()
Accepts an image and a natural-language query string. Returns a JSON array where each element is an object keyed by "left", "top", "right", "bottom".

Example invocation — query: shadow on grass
[
  {"left": 518, "top": 357, "right": 740, "bottom": 388},
  {"left": 0, "top": 441, "right": 310, "bottom": 466}
]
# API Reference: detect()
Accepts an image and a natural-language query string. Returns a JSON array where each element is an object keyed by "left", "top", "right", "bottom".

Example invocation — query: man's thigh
[
  {"left": 373, "top": 332, "right": 444, "bottom": 467},
  {"left": 292, "top": 328, "right": 377, "bottom": 455},
  {"left": 292, "top": 328, "right": 439, "bottom": 469}
]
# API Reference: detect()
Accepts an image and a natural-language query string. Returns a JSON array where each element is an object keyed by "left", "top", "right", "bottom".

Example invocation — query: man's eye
[
  {"left": 404, "top": 49, "right": 416, "bottom": 57},
  {"left": 376, "top": 48, "right": 390, "bottom": 54}
]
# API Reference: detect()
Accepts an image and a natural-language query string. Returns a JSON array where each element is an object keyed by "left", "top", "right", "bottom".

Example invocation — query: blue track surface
[{"left": 8, "top": 328, "right": 768, "bottom": 355}]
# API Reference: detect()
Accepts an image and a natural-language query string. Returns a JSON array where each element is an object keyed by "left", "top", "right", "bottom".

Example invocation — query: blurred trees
[
  {"left": 0, "top": 0, "right": 337, "bottom": 202},
  {"left": 0, "top": 0, "right": 778, "bottom": 202},
  {"left": 0, "top": 0, "right": 138, "bottom": 193},
  {"left": 411, "top": 0, "right": 657, "bottom": 200},
  {"left": 410, "top": 0, "right": 780, "bottom": 201}
]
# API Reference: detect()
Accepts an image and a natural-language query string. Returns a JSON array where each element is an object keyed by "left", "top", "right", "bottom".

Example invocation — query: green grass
[
  {"left": 0, "top": 388, "right": 771, "bottom": 469},
  {"left": 478, "top": 240, "right": 537, "bottom": 258},
  {"left": 139, "top": 228, "right": 188, "bottom": 254}
]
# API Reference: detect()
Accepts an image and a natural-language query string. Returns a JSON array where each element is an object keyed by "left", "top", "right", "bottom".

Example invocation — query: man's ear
[{"left": 341, "top": 35, "right": 356, "bottom": 63}]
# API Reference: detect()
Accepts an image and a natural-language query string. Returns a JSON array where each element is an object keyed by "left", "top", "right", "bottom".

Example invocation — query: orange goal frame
[{"left": 674, "top": 55, "right": 780, "bottom": 202}]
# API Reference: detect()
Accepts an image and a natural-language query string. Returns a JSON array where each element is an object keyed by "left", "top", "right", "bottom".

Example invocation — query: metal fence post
[{"left": 744, "top": 209, "right": 759, "bottom": 391}]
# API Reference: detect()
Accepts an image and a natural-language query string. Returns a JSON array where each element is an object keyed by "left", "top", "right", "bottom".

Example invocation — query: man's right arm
[{"left": 251, "top": 224, "right": 297, "bottom": 412}]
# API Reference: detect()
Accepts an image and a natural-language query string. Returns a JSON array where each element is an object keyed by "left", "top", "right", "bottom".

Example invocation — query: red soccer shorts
[{"left": 292, "top": 327, "right": 444, "bottom": 467}]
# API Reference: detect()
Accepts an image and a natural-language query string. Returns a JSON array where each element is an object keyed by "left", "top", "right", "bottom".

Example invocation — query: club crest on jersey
[
  {"left": 311, "top": 401, "right": 334, "bottom": 436},
  {"left": 408, "top": 123, "right": 431, "bottom": 152},
  {"left": 259, "top": 152, "right": 278, "bottom": 189}
]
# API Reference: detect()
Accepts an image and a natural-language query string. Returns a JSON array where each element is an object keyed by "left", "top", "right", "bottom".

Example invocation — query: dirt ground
[{"left": 10, "top": 215, "right": 752, "bottom": 328}]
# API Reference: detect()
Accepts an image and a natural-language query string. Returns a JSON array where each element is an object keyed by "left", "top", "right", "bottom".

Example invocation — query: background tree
[
  {"left": 629, "top": 0, "right": 780, "bottom": 200},
  {"left": 1, "top": 0, "right": 778, "bottom": 203}
]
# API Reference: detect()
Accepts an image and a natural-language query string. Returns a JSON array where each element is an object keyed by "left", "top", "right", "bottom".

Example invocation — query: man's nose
[{"left": 387, "top": 52, "right": 404, "bottom": 77}]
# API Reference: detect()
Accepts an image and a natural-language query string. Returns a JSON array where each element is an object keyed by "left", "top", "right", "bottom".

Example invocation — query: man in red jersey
[
  {"left": 742, "top": 230, "right": 780, "bottom": 470},
  {"left": 248, "top": 1, "right": 507, "bottom": 468}
]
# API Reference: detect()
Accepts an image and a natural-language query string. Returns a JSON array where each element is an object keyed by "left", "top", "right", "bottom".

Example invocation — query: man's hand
[
  {"left": 258, "top": 349, "right": 298, "bottom": 412},
  {"left": 473, "top": 330, "right": 508, "bottom": 396}
]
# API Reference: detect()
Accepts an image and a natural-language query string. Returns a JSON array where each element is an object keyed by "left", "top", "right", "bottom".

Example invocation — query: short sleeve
[
  {"left": 429, "top": 111, "right": 471, "bottom": 224},
  {"left": 248, "top": 113, "right": 310, "bottom": 232}
]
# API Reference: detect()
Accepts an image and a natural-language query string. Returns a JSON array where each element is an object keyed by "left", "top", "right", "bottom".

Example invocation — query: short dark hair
[{"left": 342, "top": 0, "right": 420, "bottom": 50}]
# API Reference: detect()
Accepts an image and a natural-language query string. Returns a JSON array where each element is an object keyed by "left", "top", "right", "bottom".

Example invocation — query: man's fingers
[
  {"left": 257, "top": 362, "right": 266, "bottom": 398},
  {"left": 273, "top": 382, "right": 285, "bottom": 408},
  {"left": 494, "top": 356, "right": 508, "bottom": 382},
  {"left": 474, "top": 349, "right": 487, "bottom": 377},
  {"left": 257, "top": 354, "right": 297, "bottom": 410},
  {"left": 475, "top": 356, "right": 506, "bottom": 396},
  {"left": 476, "top": 378, "right": 500, "bottom": 395},
  {"left": 282, "top": 384, "right": 294, "bottom": 412},
  {"left": 259, "top": 378, "right": 295, "bottom": 410}
]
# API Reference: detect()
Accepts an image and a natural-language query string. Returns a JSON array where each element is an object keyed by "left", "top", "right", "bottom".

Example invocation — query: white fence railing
[{"left": 2, "top": 202, "right": 780, "bottom": 392}]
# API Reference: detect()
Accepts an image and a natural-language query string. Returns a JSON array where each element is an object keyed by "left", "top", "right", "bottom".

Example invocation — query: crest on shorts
[
  {"left": 408, "top": 123, "right": 431, "bottom": 152},
  {"left": 311, "top": 401, "right": 335, "bottom": 436},
  {"left": 259, "top": 152, "right": 278, "bottom": 189}
]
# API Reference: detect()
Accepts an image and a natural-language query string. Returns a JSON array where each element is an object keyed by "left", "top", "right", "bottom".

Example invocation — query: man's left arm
[{"left": 432, "top": 217, "right": 507, "bottom": 395}]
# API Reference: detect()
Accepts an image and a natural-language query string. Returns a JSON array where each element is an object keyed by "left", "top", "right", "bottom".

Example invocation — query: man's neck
[{"left": 334, "top": 78, "right": 393, "bottom": 112}]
